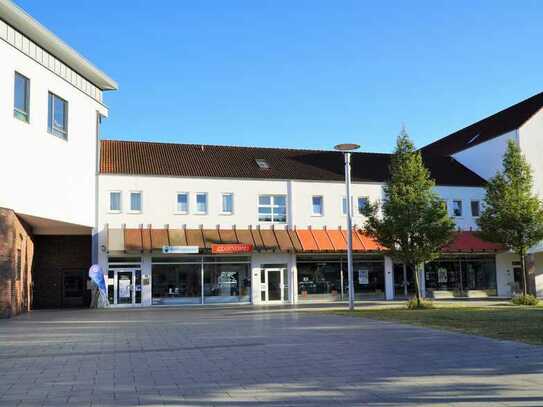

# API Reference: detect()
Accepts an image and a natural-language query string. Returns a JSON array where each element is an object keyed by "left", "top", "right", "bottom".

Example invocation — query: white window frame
[
  {"left": 128, "top": 191, "right": 142, "bottom": 213},
  {"left": 220, "top": 192, "right": 234, "bottom": 215},
  {"left": 452, "top": 199, "right": 463, "bottom": 218},
  {"left": 258, "top": 194, "right": 287, "bottom": 223},
  {"left": 195, "top": 192, "right": 208, "bottom": 215},
  {"left": 470, "top": 200, "right": 481, "bottom": 218},
  {"left": 342, "top": 196, "right": 354, "bottom": 216},
  {"left": 109, "top": 191, "right": 122, "bottom": 213},
  {"left": 175, "top": 192, "right": 189, "bottom": 214},
  {"left": 357, "top": 196, "right": 369, "bottom": 215},
  {"left": 311, "top": 195, "right": 324, "bottom": 217},
  {"left": 14, "top": 71, "right": 30, "bottom": 123}
]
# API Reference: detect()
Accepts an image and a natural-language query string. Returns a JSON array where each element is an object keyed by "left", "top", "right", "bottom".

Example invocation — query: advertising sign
[
  {"left": 358, "top": 269, "right": 369, "bottom": 285},
  {"left": 211, "top": 243, "right": 253, "bottom": 254},
  {"left": 88, "top": 264, "right": 109, "bottom": 307},
  {"left": 162, "top": 245, "right": 199, "bottom": 254}
]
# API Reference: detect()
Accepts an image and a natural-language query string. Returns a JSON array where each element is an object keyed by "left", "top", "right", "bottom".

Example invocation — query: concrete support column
[
  {"left": 290, "top": 253, "right": 298, "bottom": 304},
  {"left": 250, "top": 256, "right": 262, "bottom": 305},
  {"left": 141, "top": 255, "right": 152, "bottom": 306},
  {"left": 384, "top": 256, "right": 394, "bottom": 300},
  {"left": 417, "top": 264, "right": 426, "bottom": 298}
]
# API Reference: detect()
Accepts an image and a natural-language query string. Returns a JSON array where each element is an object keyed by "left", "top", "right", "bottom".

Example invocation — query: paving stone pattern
[{"left": 0, "top": 306, "right": 542, "bottom": 406}]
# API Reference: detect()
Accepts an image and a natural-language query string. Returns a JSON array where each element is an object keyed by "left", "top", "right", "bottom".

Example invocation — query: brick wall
[{"left": 0, "top": 208, "right": 34, "bottom": 318}]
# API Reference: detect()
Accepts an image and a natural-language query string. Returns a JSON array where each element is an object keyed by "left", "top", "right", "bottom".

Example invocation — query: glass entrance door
[
  {"left": 117, "top": 271, "right": 133, "bottom": 304},
  {"left": 108, "top": 269, "right": 142, "bottom": 306},
  {"left": 262, "top": 268, "right": 287, "bottom": 303}
]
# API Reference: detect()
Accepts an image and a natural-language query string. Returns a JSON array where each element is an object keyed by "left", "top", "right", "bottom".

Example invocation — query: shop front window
[
  {"left": 152, "top": 264, "right": 201, "bottom": 305},
  {"left": 353, "top": 261, "right": 385, "bottom": 299},
  {"left": 204, "top": 263, "right": 251, "bottom": 303},
  {"left": 298, "top": 262, "right": 341, "bottom": 301}
]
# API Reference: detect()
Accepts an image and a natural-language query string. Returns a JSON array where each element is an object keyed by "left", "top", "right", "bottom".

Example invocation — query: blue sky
[{"left": 16, "top": 0, "right": 543, "bottom": 152}]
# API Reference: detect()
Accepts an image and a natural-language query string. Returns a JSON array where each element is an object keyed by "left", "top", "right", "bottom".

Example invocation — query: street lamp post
[{"left": 335, "top": 143, "right": 360, "bottom": 311}]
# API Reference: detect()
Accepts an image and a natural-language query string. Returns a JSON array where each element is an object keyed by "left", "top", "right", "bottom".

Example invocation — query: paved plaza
[{"left": 0, "top": 306, "right": 542, "bottom": 406}]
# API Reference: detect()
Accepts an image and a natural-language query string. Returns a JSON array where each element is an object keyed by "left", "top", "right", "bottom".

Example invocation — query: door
[
  {"left": 62, "top": 270, "right": 87, "bottom": 307},
  {"left": 117, "top": 271, "right": 133, "bottom": 304},
  {"left": 261, "top": 268, "right": 287, "bottom": 303},
  {"left": 108, "top": 269, "right": 142, "bottom": 306}
]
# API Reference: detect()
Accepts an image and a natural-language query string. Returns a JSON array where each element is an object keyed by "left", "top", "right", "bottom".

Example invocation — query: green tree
[
  {"left": 364, "top": 130, "right": 455, "bottom": 306},
  {"left": 478, "top": 140, "right": 543, "bottom": 296}
]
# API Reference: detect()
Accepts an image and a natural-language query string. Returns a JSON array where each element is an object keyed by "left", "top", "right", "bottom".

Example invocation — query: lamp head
[{"left": 334, "top": 143, "right": 360, "bottom": 152}]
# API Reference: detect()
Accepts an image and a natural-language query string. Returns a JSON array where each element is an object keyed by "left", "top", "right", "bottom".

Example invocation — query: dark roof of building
[
  {"left": 100, "top": 139, "right": 486, "bottom": 187},
  {"left": 421, "top": 91, "right": 543, "bottom": 156}
]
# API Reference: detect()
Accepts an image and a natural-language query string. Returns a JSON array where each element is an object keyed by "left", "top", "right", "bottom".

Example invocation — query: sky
[{"left": 15, "top": 0, "right": 543, "bottom": 153}]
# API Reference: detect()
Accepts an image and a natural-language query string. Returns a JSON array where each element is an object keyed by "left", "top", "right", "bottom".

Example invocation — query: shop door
[
  {"left": 262, "top": 268, "right": 286, "bottom": 303},
  {"left": 110, "top": 269, "right": 142, "bottom": 306}
]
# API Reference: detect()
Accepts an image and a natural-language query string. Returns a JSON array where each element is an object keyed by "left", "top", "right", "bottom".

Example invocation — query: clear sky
[{"left": 15, "top": 0, "right": 543, "bottom": 153}]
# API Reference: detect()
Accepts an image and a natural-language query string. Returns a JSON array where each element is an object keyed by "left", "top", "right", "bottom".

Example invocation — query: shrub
[
  {"left": 407, "top": 297, "right": 434, "bottom": 310},
  {"left": 512, "top": 294, "right": 539, "bottom": 306}
]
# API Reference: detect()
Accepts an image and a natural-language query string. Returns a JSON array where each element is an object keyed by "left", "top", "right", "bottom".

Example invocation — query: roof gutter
[{"left": 0, "top": 0, "right": 118, "bottom": 91}]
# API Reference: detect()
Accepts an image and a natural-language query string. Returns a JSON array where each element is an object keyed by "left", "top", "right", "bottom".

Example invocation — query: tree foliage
[
  {"left": 364, "top": 129, "right": 455, "bottom": 305},
  {"left": 478, "top": 140, "right": 543, "bottom": 296}
]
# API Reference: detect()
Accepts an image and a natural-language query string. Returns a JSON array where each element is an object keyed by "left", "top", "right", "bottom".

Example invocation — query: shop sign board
[
  {"left": 358, "top": 269, "right": 369, "bottom": 285},
  {"left": 211, "top": 243, "right": 253, "bottom": 254},
  {"left": 162, "top": 245, "right": 199, "bottom": 254}
]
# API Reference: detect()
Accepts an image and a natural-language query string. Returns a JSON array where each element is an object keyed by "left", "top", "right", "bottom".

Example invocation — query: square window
[
  {"left": 176, "top": 193, "right": 188, "bottom": 213},
  {"left": 48, "top": 92, "right": 68, "bottom": 139},
  {"left": 130, "top": 192, "right": 142, "bottom": 212},
  {"left": 14, "top": 72, "right": 29, "bottom": 122},
  {"left": 109, "top": 192, "right": 121, "bottom": 212},
  {"left": 452, "top": 200, "right": 463, "bottom": 217},
  {"left": 258, "top": 195, "right": 287, "bottom": 223},
  {"left": 471, "top": 200, "right": 480, "bottom": 217},
  {"left": 196, "top": 193, "right": 207, "bottom": 214},
  {"left": 222, "top": 193, "right": 233, "bottom": 214},
  {"left": 312, "top": 196, "right": 323, "bottom": 216},
  {"left": 357, "top": 197, "right": 369, "bottom": 215}
]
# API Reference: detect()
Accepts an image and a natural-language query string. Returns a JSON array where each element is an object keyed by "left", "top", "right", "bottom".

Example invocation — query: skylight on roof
[
  {"left": 255, "top": 158, "right": 270, "bottom": 169},
  {"left": 467, "top": 133, "right": 480, "bottom": 144}
]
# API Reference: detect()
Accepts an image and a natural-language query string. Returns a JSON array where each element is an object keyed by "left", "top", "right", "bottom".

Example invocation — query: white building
[
  {"left": 97, "top": 141, "right": 504, "bottom": 307},
  {"left": 0, "top": 0, "right": 116, "bottom": 315}
]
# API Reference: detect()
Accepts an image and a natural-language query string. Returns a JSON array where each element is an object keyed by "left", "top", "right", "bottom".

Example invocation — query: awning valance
[{"left": 442, "top": 231, "right": 504, "bottom": 253}]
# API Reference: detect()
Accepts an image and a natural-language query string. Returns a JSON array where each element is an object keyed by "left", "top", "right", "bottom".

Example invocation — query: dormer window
[{"left": 255, "top": 158, "right": 270, "bottom": 169}]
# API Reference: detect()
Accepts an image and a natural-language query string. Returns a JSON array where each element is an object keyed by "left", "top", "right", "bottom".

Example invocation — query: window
[
  {"left": 14, "top": 72, "right": 29, "bottom": 122},
  {"left": 258, "top": 195, "right": 287, "bottom": 223},
  {"left": 452, "top": 200, "right": 463, "bottom": 217},
  {"left": 221, "top": 193, "right": 233, "bottom": 214},
  {"left": 48, "top": 92, "right": 68, "bottom": 139},
  {"left": 471, "top": 200, "right": 480, "bottom": 217},
  {"left": 109, "top": 191, "right": 121, "bottom": 212},
  {"left": 196, "top": 193, "right": 208, "bottom": 214},
  {"left": 130, "top": 192, "right": 142, "bottom": 212},
  {"left": 16, "top": 249, "right": 21, "bottom": 280},
  {"left": 357, "top": 197, "right": 369, "bottom": 215},
  {"left": 342, "top": 197, "right": 353, "bottom": 216},
  {"left": 176, "top": 193, "right": 189, "bottom": 214},
  {"left": 312, "top": 196, "right": 323, "bottom": 216},
  {"left": 441, "top": 200, "right": 448, "bottom": 212}
]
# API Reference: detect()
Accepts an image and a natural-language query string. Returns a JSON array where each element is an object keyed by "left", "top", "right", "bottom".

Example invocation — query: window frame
[
  {"left": 195, "top": 192, "right": 208, "bottom": 215},
  {"left": 342, "top": 196, "right": 354, "bottom": 216},
  {"left": 220, "top": 192, "right": 234, "bottom": 215},
  {"left": 47, "top": 91, "right": 68, "bottom": 140},
  {"left": 128, "top": 191, "right": 143, "bottom": 213},
  {"left": 175, "top": 192, "right": 189, "bottom": 214},
  {"left": 470, "top": 200, "right": 481, "bottom": 218},
  {"left": 258, "top": 194, "right": 287, "bottom": 223},
  {"left": 311, "top": 195, "right": 324, "bottom": 217},
  {"left": 452, "top": 199, "right": 463, "bottom": 218},
  {"left": 357, "top": 196, "right": 369, "bottom": 215},
  {"left": 108, "top": 191, "right": 122, "bottom": 213},
  {"left": 14, "top": 71, "right": 30, "bottom": 123}
]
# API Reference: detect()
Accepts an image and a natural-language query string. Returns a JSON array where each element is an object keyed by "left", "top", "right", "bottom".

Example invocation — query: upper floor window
[
  {"left": 130, "top": 191, "right": 142, "bottom": 213},
  {"left": 452, "top": 200, "right": 463, "bottom": 217},
  {"left": 14, "top": 72, "right": 29, "bottom": 122},
  {"left": 471, "top": 200, "right": 480, "bottom": 217},
  {"left": 258, "top": 195, "right": 286, "bottom": 223},
  {"left": 441, "top": 200, "right": 448, "bottom": 212},
  {"left": 312, "top": 196, "right": 323, "bottom": 216},
  {"left": 196, "top": 193, "right": 208, "bottom": 214},
  {"left": 357, "top": 197, "right": 369, "bottom": 215},
  {"left": 109, "top": 191, "right": 121, "bottom": 213},
  {"left": 176, "top": 192, "right": 189, "bottom": 214},
  {"left": 221, "top": 193, "right": 234, "bottom": 214},
  {"left": 48, "top": 92, "right": 68, "bottom": 139},
  {"left": 342, "top": 197, "right": 354, "bottom": 216}
]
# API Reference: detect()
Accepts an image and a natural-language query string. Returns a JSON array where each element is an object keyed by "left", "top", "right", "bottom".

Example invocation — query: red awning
[{"left": 442, "top": 231, "right": 504, "bottom": 253}]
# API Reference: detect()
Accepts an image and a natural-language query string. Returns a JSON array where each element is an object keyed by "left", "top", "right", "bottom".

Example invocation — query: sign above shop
[
  {"left": 211, "top": 243, "right": 253, "bottom": 254},
  {"left": 162, "top": 245, "right": 199, "bottom": 254}
]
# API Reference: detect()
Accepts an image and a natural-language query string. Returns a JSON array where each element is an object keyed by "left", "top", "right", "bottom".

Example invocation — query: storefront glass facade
[
  {"left": 424, "top": 256, "right": 497, "bottom": 296},
  {"left": 297, "top": 256, "right": 385, "bottom": 302},
  {"left": 151, "top": 256, "right": 251, "bottom": 305}
]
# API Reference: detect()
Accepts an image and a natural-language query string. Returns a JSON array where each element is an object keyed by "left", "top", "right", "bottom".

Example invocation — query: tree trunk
[
  {"left": 520, "top": 248, "right": 528, "bottom": 297},
  {"left": 413, "top": 263, "right": 421, "bottom": 306}
]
